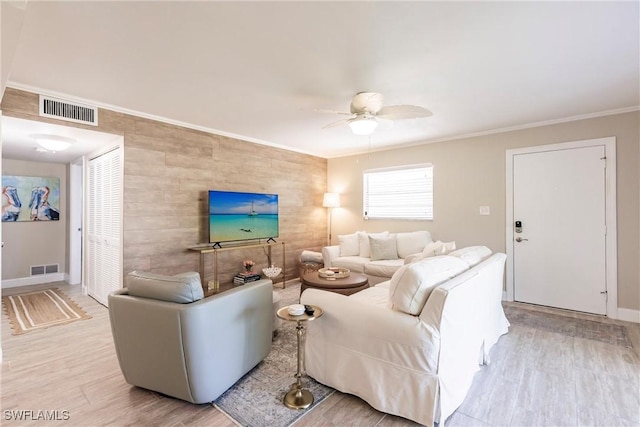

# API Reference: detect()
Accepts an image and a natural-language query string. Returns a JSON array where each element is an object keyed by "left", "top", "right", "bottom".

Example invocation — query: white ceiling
[
  {"left": 2, "top": 116, "right": 121, "bottom": 163},
  {"left": 3, "top": 1, "right": 639, "bottom": 160}
]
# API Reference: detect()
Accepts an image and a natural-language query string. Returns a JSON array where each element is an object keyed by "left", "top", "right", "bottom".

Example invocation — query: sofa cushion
[
  {"left": 349, "top": 285, "right": 389, "bottom": 308},
  {"left": 423, "top": 240, "right": 456, "bottom": 256},
  {"left": 365, "top": 259, "right": 405, "bottom": 278},
  {"left": 126, "top": 271, "right": 204, "bottom": 304},
  {"left": 422, "top": 240, "right": 456, "bottom": 256},
  {"left": 331, "top": 256, "right": 367, "bottom": 273},
  {"left": 389, "top": 256, "right": 469, "bottom": 315},
  {"left": 338, "top": 233, "right": 360, "bottom": 256},
  {"left": 358, "top": 231, "right": 389, "bottom": 258},
  {"left": 449, "top": 246, "right": 492, "bottom": 267},
  {"left": 396, "top": 231, "right": 432, "bottom": 258},
  {"left": 369, "top": 234, "right": 399, "bottom": 261},
  {"left": 405, "top": 240, "right": 457, "bottom": 264},
  {"left": 403, "top": 252, "right": 424, "bottom": 264}
]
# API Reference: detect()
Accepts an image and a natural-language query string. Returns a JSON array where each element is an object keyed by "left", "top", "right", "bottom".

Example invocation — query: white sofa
[
  {"left": 301, "top": 249, "right": 508, "bottom": 426},
  {"left": 322, "top": 230, "right": 456, "bottom": 285}
]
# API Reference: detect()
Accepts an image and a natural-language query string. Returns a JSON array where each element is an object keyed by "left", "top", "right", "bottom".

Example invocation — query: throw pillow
[
  {"left": 403, "top": 252, "right": 424, "bottom": 264},
  {"left": 422, "top": 240, "right": 444, "bottom": 257},
  {"left": 448, "top": 246, "right": 492, "bottom": 267},
  {"left": 358, "top": 231, "right": 389, "bottom": 258},
  {"left": 396, "top": 230, "right": 432, "bottom": 259},
  {"left": 422, "top": 240, "right": 457, "bottom": 257},
  {"left": 389, "top": 256, "right": 469, "bottom": 315},
  {"left": 127, "top": 271, "right": 204, "bottom": 303},
  {"left": 441, "top": 241, "right": 457, "bottom": 254},
  {"left": 338, "top": 233, "right": 360, "bottom": 256},
  {"left": 369, "top": 234, "right": 399, "bottom": 261}
]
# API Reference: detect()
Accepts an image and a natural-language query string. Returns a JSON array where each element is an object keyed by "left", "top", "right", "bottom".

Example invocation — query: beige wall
[
  {"left": 1, "top": 159, "right": 67, "bottom": 280},
  {"left": 328, "top": 111, "right": 639, "bottom": 311},
  {"left": 2, "top": 88, "right": 327, "bottom": 285}
]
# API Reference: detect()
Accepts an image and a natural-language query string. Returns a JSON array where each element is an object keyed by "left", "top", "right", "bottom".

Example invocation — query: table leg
[
  {"left": 199, "top": 253, "right": 207, "bottom": 293},
  {"left": 283, "top": 320, "right": 314, "bottom": 409}
]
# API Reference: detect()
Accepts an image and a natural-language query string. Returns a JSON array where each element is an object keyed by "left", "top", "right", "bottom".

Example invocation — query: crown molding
[
  {"left": 327, "top": 105, "right": 640, "bottom": 158},
  {"left": 6, "top": 82, "right": 320, "bottom": 158},
  {"left": 8, "top": 82, "right": 638, "bottom": 160},
  {"left": 422, "top": 106, "right": 640, "bottom": 145}
]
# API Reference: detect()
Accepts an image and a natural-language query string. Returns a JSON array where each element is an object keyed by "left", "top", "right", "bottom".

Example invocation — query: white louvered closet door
[{"left": 87, "top": 146, "right": 123, "bottom": 306}]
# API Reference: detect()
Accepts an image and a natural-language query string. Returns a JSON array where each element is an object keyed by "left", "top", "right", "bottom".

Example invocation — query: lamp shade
[
  {"left": 322, "top": 192, "right": 340, "bottom": 208},
  {"left": 348, "top": 117, "right": 378, "bottom": 136}
]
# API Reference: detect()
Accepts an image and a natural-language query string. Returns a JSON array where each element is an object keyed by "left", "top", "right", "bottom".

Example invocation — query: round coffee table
[{"left": 301, "top": 271, "right": 369, "bottom": 295}]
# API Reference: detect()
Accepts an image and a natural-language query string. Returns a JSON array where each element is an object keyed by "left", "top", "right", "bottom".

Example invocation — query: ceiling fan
[{"left": 321, "top": 92, "right": 432, "bottom": 136}]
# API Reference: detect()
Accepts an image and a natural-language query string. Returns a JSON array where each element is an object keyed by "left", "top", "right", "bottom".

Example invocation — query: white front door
[{"left": 512, "top": 144, "right": 607, "bottom": 315}]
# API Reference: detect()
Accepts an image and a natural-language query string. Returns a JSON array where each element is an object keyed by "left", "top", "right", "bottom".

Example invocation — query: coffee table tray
[{"left": 318, "top": 267, "right": 350, "bottom": 279}]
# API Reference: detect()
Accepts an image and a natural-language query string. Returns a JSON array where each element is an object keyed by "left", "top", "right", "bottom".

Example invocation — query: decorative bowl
[
  {"left": 318, "top": 267, "right": 350, "bottom": 279},
  {"left": 263, "top": 265, "right": 282, "bottom": 279},
  {"left": 288, "top": 304, "right": 305, "bottom": 315}
]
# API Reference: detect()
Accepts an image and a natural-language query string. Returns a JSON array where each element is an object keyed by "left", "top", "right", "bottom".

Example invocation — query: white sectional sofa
[
  {"left": 322, "top": 230, "right": 455, "bottom": 285},
  {"left": 301, "top": 247, "right": 508, "bottom": 426}
]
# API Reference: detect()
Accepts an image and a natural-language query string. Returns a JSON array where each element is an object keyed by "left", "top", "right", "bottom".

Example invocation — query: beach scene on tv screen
[{"left": 209, "top": 191, "right": 279, "bottom": 242}]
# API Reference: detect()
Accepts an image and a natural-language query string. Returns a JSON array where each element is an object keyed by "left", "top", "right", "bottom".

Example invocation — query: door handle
[{"left": 515, "top": 237, "right": 529, "bottom": 242}]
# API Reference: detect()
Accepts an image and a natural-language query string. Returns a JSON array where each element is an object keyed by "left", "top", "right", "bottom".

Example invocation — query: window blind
[{"left": 363, "top": 164, "right": 433, "bottom": 220}]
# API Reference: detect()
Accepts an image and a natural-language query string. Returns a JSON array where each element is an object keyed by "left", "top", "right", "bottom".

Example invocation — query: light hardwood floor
[{"left": 2, "top": 281, "right": 639, "bottom": 427}]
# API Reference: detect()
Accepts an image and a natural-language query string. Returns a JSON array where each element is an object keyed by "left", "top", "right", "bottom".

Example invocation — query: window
[{"left": 363, "top": 164, "right": 433, "bottom": 220}]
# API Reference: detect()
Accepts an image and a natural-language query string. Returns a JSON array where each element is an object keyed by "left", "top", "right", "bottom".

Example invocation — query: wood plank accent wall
[{"left": 1, "top": 88, "right": 327, "bottom": 284}]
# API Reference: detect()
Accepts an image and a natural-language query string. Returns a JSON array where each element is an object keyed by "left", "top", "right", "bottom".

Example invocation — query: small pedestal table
[{"left": 276, "top": 304, "right": 323, "bottom": 409}]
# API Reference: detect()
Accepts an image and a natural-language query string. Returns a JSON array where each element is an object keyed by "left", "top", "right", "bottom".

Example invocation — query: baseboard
[
  {"left": 616, "top": 307, "right": 640, "bottom": 324},
  {"left": 1, "top": 273, "right": 66, "bottom": 289},
  {"left": 500, "top": 292, "right": 638, "bottom": 324}
]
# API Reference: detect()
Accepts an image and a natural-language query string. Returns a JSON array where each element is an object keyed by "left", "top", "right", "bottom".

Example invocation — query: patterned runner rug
[
  {"left": 2, "top": 288, "right": 92, "bottom": 335},
  {"left": 214, "top": 282, "right": 334, "bottom": 427}
]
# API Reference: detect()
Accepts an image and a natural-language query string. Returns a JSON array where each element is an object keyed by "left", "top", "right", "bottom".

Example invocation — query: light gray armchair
[{"left": 108, "top": 271, "right": 273, "bottom": 404}]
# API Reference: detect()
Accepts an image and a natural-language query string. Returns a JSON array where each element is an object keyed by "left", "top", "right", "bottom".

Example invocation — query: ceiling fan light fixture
[
  {"left": 31, "top": 134, "right": 75, "bottom": 152},
  {"left": 349, "top": 117, "right": 378, "bottom": 135}
]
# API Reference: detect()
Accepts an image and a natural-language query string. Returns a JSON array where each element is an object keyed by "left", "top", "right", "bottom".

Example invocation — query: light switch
[{"left": 479, "top": 206, "right": 490, "bottom": 216}]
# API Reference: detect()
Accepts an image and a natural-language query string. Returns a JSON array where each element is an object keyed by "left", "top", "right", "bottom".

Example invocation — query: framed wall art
[{"left": 2, "top": 175, "right": 60, "bottom": 222}]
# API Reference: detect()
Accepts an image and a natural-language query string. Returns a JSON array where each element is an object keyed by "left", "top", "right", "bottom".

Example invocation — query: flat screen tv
[{"left": 208, "top": 190, "right": 279, "bottom": 245}]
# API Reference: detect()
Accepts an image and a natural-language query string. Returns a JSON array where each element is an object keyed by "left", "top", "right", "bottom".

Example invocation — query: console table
[{"left": 189, "top": 241, "right": 286, "bottom": 289}]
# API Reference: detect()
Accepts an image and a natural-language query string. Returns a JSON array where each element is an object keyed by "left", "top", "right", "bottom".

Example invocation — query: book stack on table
[{"left": 234, "top": 272, "right": 261, "bottom": 285}]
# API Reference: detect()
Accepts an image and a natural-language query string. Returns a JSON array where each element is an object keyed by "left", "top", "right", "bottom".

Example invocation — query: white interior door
[
  {"left": 86, "top": 146, "right": 123, "bottom": 306},
  {"left": 69, "top": 158, "right": 83, "bottom": 285},
  {"left": 513, "top": 145, "right": 607, "bottom": 315}
]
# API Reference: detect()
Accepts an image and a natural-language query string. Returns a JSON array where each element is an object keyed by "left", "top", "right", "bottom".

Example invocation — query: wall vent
[
  {"left": 39, "top": 95, "right": 98, "bottom": 126},
  {"left": 45, "top": 264, "right": 59, "bottom": 274},
  {"left": 30, "top": 264, "right": 59, "bottom": 276}
]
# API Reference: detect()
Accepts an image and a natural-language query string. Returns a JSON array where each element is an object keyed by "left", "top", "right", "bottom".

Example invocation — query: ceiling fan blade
[
  {"left": 376, "top": 105, "right": 433, "bottom": 120},
  {"left": 322, "top": 118, "right": 352, "bottom": 129},
  {"left": 314, "top": 108, "right": 353, "bottom": 116}
]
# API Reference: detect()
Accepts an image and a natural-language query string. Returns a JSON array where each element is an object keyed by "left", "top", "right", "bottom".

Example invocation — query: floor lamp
[{"left": 322, "top": 193, "right": 340, "bottom": 246}]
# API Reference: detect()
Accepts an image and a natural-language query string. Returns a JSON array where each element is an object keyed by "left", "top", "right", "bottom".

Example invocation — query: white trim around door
[{"left": 505, "top": 137, "right": 618, "bottom": 319}]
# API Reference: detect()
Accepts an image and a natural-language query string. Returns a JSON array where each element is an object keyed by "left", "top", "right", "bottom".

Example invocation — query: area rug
[
  {"left": 504, "top": 304, "right": 633, "bottom": 348},
  {"left": 214, "top": 282, "right": 334, "bottom": 427},
  {"left": 2, "top": 288, "right": 92, "bottom": 335}
]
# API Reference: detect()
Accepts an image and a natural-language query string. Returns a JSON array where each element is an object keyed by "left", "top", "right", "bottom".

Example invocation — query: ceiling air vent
[{"left": 39, "top": 95, "right": 98, "bottom": 126}]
